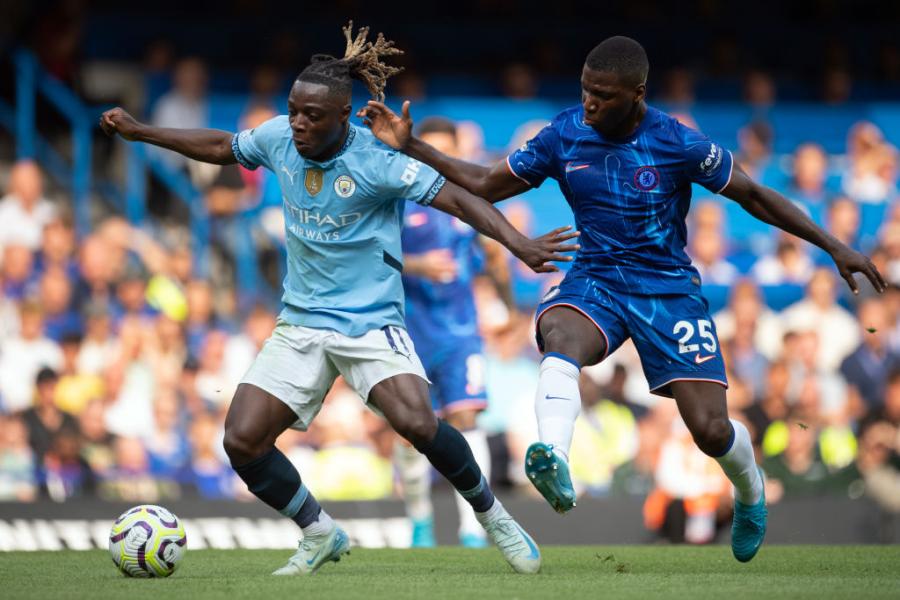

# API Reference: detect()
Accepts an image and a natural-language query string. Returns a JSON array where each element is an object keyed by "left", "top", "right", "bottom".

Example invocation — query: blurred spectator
[
  {"left": 843, "top": 122, "right": 898, "bottom": 204},
  {"left": 194, "top": 329, "right": 234, "bottom": 408},
  {"left": 0, "top": 415, "right": 39, "bottom": 501},
  {"left": 0, "top": 301, "right": 63, "bottom": 412},
  {"left": 151, "top": 57, "right": 209, "bottom": 171},
  {"left": 610, "top": 415, "right": 664, "bottom": 497},
  {"left": 762, "top": 419, "right": 833, "bottom": 498},
  {"left": 184, "top": 279, "right": 220, "bottom": 358},
  {"left": 855, "top": 421, "right": 900, "bottom": 516},
  {"left": 102, "top": 436, "right": 164, "bottom": 501},
  {"left": 822, "top": 67, "right": 853, "bottom": 105},
  {"left": 659, "top": 67, "right": 695, "bottom": 107},
  {"left": 103, "top": 316, "right": 156, "bottom": 438},
  {"left": 188, "top": 411, "right": 233, "bottom": 499},
  {"left": 0, "top": 161, "right": 57, "bottom": 250},
  {"left": 78, "top": 398, "right": 116, "bottom": 478},
  {"left": 39, "top": 266, "right": 81, "bottom": 341},
  {"left": 782, "top": 268, "right": 859, "bottom": 372},
  {"left": 788, "top": 143, "right": 830, "bottom": 206},
  {"left": 19, "top": 367, "right": 78, "bottom": 461},
  {"left": 825, "top": 196, "right": 861, "bottom": 251},
  {"left": 111, "top": 262, "right": 158, "bottom": 325},
  {"left": 751, "top": 233, "right": 814, "bottom": 286},
  {"left": 713, "top": 279, "right": 784, "bottom": 362},
  {"left": 688, "top": 227, "right": 739, "bottom": 285},
  {"left": 735, "top": 120, "right": 774, "bottom": 182},
  {"left": 54, "top": 333, "right": 104, "bottom": 416},
  {"left": 73, "top": 235, "right": 115, "bottom": 312},
  {"left": 248, "top": 64, "right": 284, "bottom": 109},
  {"left": 744, "top": 361, "right": 791, "bottom": 444},
  {"left": 840, "top": 299, "right": 900, "bottom": 415},
  {"left": 76, "top": 301, "right": 117, "bottom": 376},
  {"left": 742, "top": 70, "right": 776, "bottom": 108},
  {"left": 861, "top": 368, "right": 900, "bottom": 431},
  {"left": 2, "top": 243, "right": 35, "bottom": 300},
  {"left": 144, "top": 389, "right": 190, "bottom": 481},
  {"left": 501, "top": 63, "right": 537, "bottom": 99},
  {"left": 42, "top": 430, "right": 96, "bottom": 501}
]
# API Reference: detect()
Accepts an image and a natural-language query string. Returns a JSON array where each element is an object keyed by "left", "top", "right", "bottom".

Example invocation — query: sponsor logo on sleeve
[
  {"left": 401, "top": 158, "right": 422, "bottom": 185},
  {"left": 699, "top": 143, "right": 723, "bottom": 176}
]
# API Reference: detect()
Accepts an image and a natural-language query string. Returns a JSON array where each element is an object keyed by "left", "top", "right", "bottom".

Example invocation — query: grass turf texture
[{"left": 2, "top": 546, "right": 899, "bottom": 600}]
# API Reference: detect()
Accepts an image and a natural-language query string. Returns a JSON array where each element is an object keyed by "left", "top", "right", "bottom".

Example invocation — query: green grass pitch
[{"left": 3, "top": 546, "right": 899, "bottom": 599}]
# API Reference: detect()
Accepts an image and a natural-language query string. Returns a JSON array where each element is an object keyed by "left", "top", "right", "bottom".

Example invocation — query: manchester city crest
[
  {"left": 304, "top": 168, "right": 324, "bottom": 196},
  {"left": 634, "top": 166, "right": 659, "bottom": 191},
  {"left": 334, "top": 174, "right": 356, "bottom": 198}
]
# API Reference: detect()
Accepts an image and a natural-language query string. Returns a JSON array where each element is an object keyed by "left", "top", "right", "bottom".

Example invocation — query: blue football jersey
[
  {"left": 507, "top": 105, "right": 733, "bottom": 295},
  {"left": 401, "top": 203, "right": 482, "bottom": 350},
  {"left": 232, "top": 118, "right": 445, "bottom": 336}
]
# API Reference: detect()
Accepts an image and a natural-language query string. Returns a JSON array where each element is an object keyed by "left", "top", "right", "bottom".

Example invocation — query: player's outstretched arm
[
  {"left": 358, "top": 101, "right": 529, "bottom": 202},
  {"left": 721, "top": 166, "right": 886, "bottom": 294},
  {"left": 100, "top": 107, "right": 237, "bottom": 165},
  {"left": 429, "top": 181, "right": 579, "bottom": 273}
]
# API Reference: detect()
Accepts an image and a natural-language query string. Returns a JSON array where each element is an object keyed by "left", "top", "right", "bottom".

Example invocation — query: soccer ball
[{"left": 108, "top": 504, "right": 187, "bottom": 577}]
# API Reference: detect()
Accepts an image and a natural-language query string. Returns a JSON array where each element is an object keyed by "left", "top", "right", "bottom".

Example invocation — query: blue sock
[
  {"left": 232, "top": 447, "right": 322, "bottom": 528},
  {"left": 414, "top": 420, "right": 495, "bottom": 512}
]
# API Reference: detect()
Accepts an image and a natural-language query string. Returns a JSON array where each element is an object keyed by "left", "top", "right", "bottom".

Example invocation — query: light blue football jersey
[{"left": 232, "top": 117, "right": 446, "bottom": 336}]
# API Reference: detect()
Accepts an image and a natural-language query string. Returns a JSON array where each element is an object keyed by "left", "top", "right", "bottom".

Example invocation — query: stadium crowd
[{"left": 2, "top": 50, "right": 900, "bottom": 545}]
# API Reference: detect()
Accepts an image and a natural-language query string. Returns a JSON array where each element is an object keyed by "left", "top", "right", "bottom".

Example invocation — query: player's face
[
  {"left": 580, "top": 66, "right": 645, "bottom": 136},
  {"left": 287, "top": 81, "right": 352, "bottom": 160}
]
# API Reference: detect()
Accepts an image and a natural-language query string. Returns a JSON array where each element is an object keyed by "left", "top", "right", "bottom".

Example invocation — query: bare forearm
[
  {"left": 405, "top": 137, "right": 492, "bottom": 196},
  {"left": 739, "top": 186, "right": 841, "bottom": 254},
  {"left": 136, "top": 125, "right": 236, "bottom": 165}
]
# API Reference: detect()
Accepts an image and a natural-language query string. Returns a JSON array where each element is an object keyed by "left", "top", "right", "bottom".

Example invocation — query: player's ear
[
  {"left": 634, "top": 82, "right": 646, "bottom": 103},
  {"left": 340, "top": 103, "right": 352, "bottom": 123}
]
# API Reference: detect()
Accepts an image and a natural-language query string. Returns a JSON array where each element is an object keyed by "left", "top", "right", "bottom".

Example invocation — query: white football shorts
[{"left": 240, "top": 321, "right": 428, "bottom": 430}]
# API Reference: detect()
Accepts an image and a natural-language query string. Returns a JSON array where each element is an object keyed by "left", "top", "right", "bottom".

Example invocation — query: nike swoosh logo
[
  {"left": 565, "top": 162, "right": 590, "bottom": 173},
  {"left": 306, "top": 547, "right": 323, "bottom": 565},
  {"left": 515, "top": 524, "right": 540, "bottom": 560},
  {"left": 694, "top": 354, "right": 716, "bottom": 364},
  {"left": 544, "top": 394, "right": 571, "bottom": 401}
]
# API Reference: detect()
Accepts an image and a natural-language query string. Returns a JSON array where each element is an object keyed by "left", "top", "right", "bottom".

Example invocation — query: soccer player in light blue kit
[
  {"left": 397, "top": 117, "right": 512, "bottom": 548},
  {"left": 360, "top": 36, "right": 886, "bottom": 563},
  {"left": 100, "top": 23, "right": 578, "bottom": 575}
]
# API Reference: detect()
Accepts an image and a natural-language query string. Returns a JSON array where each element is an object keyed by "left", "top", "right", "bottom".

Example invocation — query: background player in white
[{"left": 100, "top": 23, "right": 578, "bottom": 575}]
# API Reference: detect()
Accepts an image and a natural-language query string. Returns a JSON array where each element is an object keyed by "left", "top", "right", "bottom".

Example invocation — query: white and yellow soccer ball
[{"left": 108, "top": 505, "right": 187, "bottom": 577}]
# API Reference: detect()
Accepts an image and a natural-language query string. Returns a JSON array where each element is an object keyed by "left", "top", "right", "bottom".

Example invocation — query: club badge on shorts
[
  {"left": 305, "top": 168, "right": 325, "bottom": 196},
  {"left": 334, "top": 174, "right": 356, "bottom": 198}
]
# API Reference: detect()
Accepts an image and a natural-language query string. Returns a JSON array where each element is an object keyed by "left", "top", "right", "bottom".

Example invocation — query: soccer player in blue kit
[
  {"left": 359, "top": 35, "right": 887, "bottom": 563},
  {"left": 100, "top": 23, "right": 578, "bottom": 576},
  {"left": 397, "top": 117, "right": 514, "bottom": 548}
]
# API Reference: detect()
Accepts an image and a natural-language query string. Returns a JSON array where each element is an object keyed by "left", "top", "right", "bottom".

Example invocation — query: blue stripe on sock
[
  {"left": 711, "top": 422, "right": 737, "bottom": 458},
  {"left": 279, "top": 483, "right": 310, "bottom": 518},
  {"left": 459, "top": 476, "right": 486, "bottom": 499},
  {"left": 542, "top": 352, "right": 581, "bottom": 370}
]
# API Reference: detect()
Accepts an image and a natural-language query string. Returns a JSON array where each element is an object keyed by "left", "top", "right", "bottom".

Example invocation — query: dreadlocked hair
[{"left": 296, "top": 21, "right": 404, "bottom": 102}]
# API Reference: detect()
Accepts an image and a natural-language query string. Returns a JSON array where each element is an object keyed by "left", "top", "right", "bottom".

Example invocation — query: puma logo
[{"left": 281, "top": 166, "right": 298, "bottom": 185}]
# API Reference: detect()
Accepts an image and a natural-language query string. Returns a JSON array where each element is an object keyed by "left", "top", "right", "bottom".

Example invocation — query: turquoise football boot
[
  {"left": 524, "top": 442, "right": 576, "bottom": 514},
  {"left": 411, "top": 516, "right": 436, "bottom": 548},
  {"left": 731, "top": 467, "right": 767, "bottom": 563}
]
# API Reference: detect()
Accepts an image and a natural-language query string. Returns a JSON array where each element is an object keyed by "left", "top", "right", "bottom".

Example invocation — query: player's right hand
[
  {"left": 357, "top": 100, "right": 413, "bottom": 150},
  {"left": 99, "top": 107, "right": 143, "bottom": 141},
  {"left": 513, "top": 226, "right": 581, "bottom": 273}
]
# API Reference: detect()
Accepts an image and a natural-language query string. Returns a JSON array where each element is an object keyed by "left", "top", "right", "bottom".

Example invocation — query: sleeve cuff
[
  {"left": 417, "top": 175, "right": 446, "bottom": 206},
  {"left": 505, "top": 155, "right": 537, "bottom": 188},
  {"left": 231, "top": 132, "right": 258, "bottom": 170}
]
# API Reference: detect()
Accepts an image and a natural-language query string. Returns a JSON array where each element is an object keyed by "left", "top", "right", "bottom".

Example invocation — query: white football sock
[
  {"left": 534, "top": 354, "right": 581, "bottom": 461},
  {"left": 715, "top": 419, "right": 763, "bottom": 505},
  {"left": 394, "top": 441, "right": 433, "bottom": 521},
  {"left": 456, "top": 428, "right": 490, "bottom": 537},
  {"left": 301, "top": 509, "right": 335, "bottom": 538}
]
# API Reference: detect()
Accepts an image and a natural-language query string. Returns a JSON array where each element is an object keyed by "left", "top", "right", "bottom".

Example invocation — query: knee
[
  {"left": 394, "top": 410, "right": 438, "bottom": 447},
  {"left": 222, "top": 423, "right": 266, "bottom": 465},
  {"left": 690, "top": 416, "right": 733, "bottom": 457}
]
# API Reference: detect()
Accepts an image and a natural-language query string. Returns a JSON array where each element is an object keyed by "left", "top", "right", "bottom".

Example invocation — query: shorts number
[
  {"left": 673, "top": 319, "right": 717, "bottom": 354},
  {"left": 465, "top": 354, "right": 485, "bottom": 394}
]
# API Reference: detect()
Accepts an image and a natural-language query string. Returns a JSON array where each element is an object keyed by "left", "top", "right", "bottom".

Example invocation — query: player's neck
[
  {"left": 607, "top": 101, "right": 647, "bottom": 140},
  {"left": 309, "top": 123, "right": 350, "bottom": 162}
]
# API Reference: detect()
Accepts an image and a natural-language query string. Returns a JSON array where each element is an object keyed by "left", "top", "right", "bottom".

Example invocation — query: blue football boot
[{"left": 524, "top": 442, "right": 576, "bottom": 514}]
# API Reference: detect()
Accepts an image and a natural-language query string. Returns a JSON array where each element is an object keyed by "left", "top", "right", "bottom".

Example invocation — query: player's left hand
[
  {"left": 830, "top": 245, "right": 887, "bottom": 294},
  {"left": 512, "top": 226, "right": 581, "bottom": 273},
  {"left": 356, "top": 100, "right": 413, "bottom": 150}
]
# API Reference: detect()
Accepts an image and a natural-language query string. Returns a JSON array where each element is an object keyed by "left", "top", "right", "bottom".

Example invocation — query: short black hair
[
  {"left": 296, "top": 21, "right": 403, "bottom": 102},
  {"left": 585, "top": 36, "right": 649, "bottom": 87},
  {"left": 416, "top": 116, "right": 457, "bottom": 139}
]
